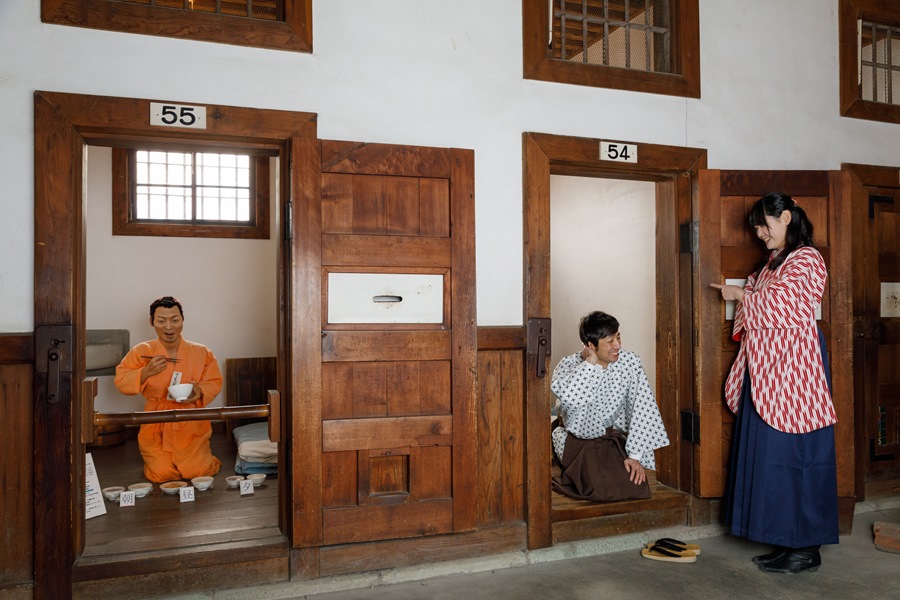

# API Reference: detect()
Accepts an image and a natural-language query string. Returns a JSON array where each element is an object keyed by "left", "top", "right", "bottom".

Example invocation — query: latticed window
[
  {"left": 551, "top": 0, "right": 671, "bottom": 73},
  {"left": 113, "top": 0, "right": 282, "bottom": 22},
  {"left": 859, "top": 20, "right": 900, "bottom": 105},
  {"left": 112, "top": 147, "right": 270, "bottom": 239}
]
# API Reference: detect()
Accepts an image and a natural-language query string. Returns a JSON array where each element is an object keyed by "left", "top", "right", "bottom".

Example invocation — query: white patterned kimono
[{"left": 551, "top": 350, "right": 670, "bottom": 470}]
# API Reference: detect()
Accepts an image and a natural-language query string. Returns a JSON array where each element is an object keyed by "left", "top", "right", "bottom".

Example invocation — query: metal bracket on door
[
  {"left": 35, "top": 324, "right": 73, "bottom": 404},
  {"left": 526, "top": 318, "right": 551, "bottom": 378}
]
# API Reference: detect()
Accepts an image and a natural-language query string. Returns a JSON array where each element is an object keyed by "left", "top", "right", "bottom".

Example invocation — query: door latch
[
  {"left": 35, "top": 325, "right": 73, "bottom": 404},
  {"left": 526, "top": 318, "right": 551, "bottom": 378}
]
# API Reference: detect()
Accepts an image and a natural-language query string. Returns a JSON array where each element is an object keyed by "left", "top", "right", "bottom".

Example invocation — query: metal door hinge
[
  {"left": 526, "top": 318, "right": 551, "bottom": 378},
  {"left": 35, "top": 324, "right": 73, "bottom": 404}
]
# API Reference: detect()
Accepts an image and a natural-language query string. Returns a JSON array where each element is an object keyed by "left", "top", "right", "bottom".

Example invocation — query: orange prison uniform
[{"left": 115, "top": 338, "right": 223, "bottom": 483}]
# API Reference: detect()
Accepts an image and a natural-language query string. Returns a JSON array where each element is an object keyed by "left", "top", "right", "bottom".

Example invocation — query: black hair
[
  {"left": 578, "top": 311, "right": 619, "bottom": 347},
  {"left": 149, "top": 296, "right": 184, "bottom": 321},
  {"left": 748, "top": 192, "right": 815, "bottom": 272}
]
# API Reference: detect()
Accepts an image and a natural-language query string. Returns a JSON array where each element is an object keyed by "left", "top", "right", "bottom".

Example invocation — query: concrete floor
[{"left": 170, "top": 496, "right": 900, "bottom": 600}]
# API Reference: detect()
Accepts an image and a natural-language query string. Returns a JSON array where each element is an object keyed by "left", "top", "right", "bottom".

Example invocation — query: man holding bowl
[{"left": 115, "top": 296, "right": 223, "bottom": 483}]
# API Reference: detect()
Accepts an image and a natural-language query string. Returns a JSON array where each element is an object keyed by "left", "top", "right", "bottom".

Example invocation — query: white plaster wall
[
  {"left": 550, "top": 177, "right": 656, "bottom": 392},
  {"left": 84, "top": 147, "right": 278, "bottom": 412},
  {"left": 2, "top": 1, "right": 900, "bottom": 332}
]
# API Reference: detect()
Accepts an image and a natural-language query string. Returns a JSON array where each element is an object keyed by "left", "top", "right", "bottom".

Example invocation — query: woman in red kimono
[
  {"left": 115, "top": 296, "right": 223, "bottom": 483},
  {"left": 710, "top": 192, "right": 838, "bottom": 574}
]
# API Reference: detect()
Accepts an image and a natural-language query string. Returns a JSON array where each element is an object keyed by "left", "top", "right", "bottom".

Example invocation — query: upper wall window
[
  {"left": 523, "top": 0, "right": 700, "bottom": 98},
  {"left": 112, "top": 147, "right": 270, "bottom": 239},
  {"left": 840, "top": 0, "right": 900, "bottom": 124},
  {"left": 42, "top": 0, "right": 311, "bottom": 52}
]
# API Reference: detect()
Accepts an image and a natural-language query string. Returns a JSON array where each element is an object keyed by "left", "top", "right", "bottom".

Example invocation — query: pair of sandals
[{"left": 640, "top": 538, "right": 702, "bottom": 563}]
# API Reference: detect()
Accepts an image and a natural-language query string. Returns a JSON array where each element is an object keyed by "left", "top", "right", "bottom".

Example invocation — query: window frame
[
  {"left": 112, "top": 146, "right": 271, "bottom": 239},
  {"left": 839, "top": 0, "right": 900, "bottom": 124},
  {"left": 42, "top": 0, "right": 311, "bottom": 52},
  {"left": 523, "top": 0, "right": 700, "bottom": 98}
]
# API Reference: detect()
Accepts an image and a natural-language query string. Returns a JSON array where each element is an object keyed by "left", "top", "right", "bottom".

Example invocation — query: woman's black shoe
[
  {"left": 758, "top": 548, "right": 821, "bottom": 573},
  {"left": 752, "top": 547, "right": 788, "bottom": 565}
]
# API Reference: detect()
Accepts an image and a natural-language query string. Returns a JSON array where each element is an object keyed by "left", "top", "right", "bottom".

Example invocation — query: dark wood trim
[
  {"left": 42, "top": 0, "right": 311, "bottom": 53},
  {"left": 718, "top": 170, "right": 831, "bottom": 197},
  {"left": 523, "top": 0, "right": 701, "bottom": 98},
  {"left": 0, "top": 334, "right": 33, "bottom": 363},
  {"left": 477, "top": 326, "right": 526, "bottom": 351},
  {"left": 522, "top": 131, "right": 706, "bottom": 549},
  {"left": 840, "top": 0, "right": 900, "bottom": 124}
]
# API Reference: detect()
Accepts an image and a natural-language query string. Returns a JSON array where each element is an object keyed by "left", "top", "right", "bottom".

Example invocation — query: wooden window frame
[
  {"left": 522, "top": 0, "right": 700, "bottom": 98},
  {"left": 112, "top": 147, "right": 271, "bottom": 239},
  {"left": 840, "top": 0, "right": 900, "bottom": 124},
  {"left": 42, "top": 0, "right": 311, "bottom": 52}
]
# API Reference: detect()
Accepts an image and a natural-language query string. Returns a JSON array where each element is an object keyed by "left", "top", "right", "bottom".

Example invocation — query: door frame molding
[
  {"left": 32, "top": 91, "right": 316, "bottom": 596},
  {"left": 522, "top": 132, "right": 706, "bottom": 548}
]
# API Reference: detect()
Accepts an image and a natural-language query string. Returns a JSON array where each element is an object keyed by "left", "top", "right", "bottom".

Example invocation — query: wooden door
[
  {"left": 857, "top": 188, "right": 900, "bottom": 475},
  {"left": 301, "top": 141, "right": 476, "bottom": 546},
  {"left": 694, "top": 170, "right": 854, "bottom": 511}
]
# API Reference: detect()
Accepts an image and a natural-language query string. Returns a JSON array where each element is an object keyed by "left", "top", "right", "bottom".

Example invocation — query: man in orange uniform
[{"left": 115, "top": 296, "right": 223, "bottom": 483}]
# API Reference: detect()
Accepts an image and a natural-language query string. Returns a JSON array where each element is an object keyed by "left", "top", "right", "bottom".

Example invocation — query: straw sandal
[
  {"left": 646, "top": 537, "right": 702, "bottom": 556},
  {"left": 641, "top": 544, "right": 698, "bottom": 563}
]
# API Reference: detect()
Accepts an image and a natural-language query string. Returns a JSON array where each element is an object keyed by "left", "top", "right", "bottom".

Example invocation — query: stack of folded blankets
[{"left": 232, "top": 422, "right": 278, "bottom": 476}]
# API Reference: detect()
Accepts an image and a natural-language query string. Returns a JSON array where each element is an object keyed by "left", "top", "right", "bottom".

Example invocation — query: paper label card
[
  {"left": 85, "top": 453, "right": 107, "bottom": 519},
  {"left": 119, "top": 491, "right": 136, "bottom": 507},
  {"left": 180, "top": 486, "right": 195, "bottom": 503},
  {"left": 240, "top": 480, "right": 255, "bottom": 495}
]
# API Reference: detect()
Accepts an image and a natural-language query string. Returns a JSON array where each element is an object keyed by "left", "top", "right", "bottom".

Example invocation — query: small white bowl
[
  {"left": 167, "top": 383, "right": 193, "bottom": 401},
  {"left": 246, "top": 473, "right": 266, "bottom": 487},
  {"left": 191, "top": 476, "right": 214, "bottom": 491},
  {"left": 225, "top": 475, "right": 244, "bottom": 488},
  {"left": 128, "top": 482, "right": 153, "bottom": 498},
  {"left": 160, "top": 481, "right": 187, "bottom": 495},
  {"left": 102, "top": 486, "right": 125, "bottom": 501}
]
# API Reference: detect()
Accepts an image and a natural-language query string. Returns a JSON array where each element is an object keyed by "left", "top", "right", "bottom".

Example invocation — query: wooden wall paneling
[
  {"left": 322, "top": 234, "right": 451, "bottom": 267},
  {"left": 500, "top": 350, "right": 525, "bottom": 523},
  {"left": 322, "top": 451, "right": 357, "bottom": 508},
  {"left": 412, "top": 446, "right": 452, "bottom": 500},
  {"left": 323, "top": 416, "right": 452, "bottom": 452},
  {"left": 655, "top": 179, "right": 679, "bottom": 487},
  {"left": 477, "top": 351, "right": 503, "bottom": 527},
  {"left": 322, "top": 363, "right": 353, "bottom": 419},
  {"left": 0, "top": 363, "right": 34, "bottom": 589},
  {"left": 418, "top": 177, "right": 450, "bottom": 237},
  {"left": 322, "top": 500, "right": 453, "bottom": 545},
  {"left": 322, "top": 331, "right": 450, "bottom": 362}
]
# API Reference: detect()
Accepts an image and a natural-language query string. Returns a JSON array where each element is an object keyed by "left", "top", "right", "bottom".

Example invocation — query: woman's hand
[
  {"left": 709, "top": 283, "right": 745, "bottom": 302},
  {"left": 624, "top": 458, "right": 646, "bottom": 485}
]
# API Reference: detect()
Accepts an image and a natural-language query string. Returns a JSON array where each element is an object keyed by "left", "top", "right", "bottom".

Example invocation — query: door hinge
[
  {"left": 681, "top": 409, "right": 700, "bottom": 444},
  {"left": 869, "top": 194, "right": 893, "bottom": 218},
  {"left": 679, "top": 222, "right": 699, "bottom": 254},
  {"left": 35, "top": 324, "right": 73, "bottom": 404},
  {"left": 526, "top": 318, "right": 551, "bottom": 378}
]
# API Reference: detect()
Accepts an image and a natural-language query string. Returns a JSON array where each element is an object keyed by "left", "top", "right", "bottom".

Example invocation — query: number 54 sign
[
  {"left": 150, "top": 102, "right": 207, "bottom": 129},
  {"left": 600, "top": 141, "right": 638, "bottom": 164}
]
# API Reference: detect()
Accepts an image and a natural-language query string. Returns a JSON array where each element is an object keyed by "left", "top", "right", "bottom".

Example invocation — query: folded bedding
[{"left": 232, "top": 422, "right": 278, "bottom": 463}]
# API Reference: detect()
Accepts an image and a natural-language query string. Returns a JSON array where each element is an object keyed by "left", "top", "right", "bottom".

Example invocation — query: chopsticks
[{"left": 141, "top": 355, "right": 181, "bottom": 363}]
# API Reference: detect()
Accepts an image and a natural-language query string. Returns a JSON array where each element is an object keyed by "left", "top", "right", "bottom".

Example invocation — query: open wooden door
[
  {"left": 294, "top": 141, "right": 476, "bottom": 550},
  {"left": 694, "top": 170, "right": 855, "bottom": 526}
]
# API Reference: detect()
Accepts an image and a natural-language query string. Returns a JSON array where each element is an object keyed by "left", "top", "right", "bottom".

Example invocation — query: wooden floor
[{"left": 80, "top": 429, "right": 283, "bottom": 565}]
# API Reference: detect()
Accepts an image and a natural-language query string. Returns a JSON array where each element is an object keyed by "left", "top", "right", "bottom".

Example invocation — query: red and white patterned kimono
[{"left": 723, "top": 246, "right": 837, "bottom": 433}]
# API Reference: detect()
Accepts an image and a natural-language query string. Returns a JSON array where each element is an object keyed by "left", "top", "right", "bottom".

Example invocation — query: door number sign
[
  {"left": 150, "top": 102, "right": 207, "bottom": 129},
  {"left": 600, "top": 141, "right": 638, "bottom": 164}
]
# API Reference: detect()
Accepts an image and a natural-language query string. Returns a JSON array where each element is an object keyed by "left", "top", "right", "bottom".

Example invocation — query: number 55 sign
[
  {"left": 150, "top": 102, "right": 207, "bottom": 129},
  {"left": 600, "top": 141, "right": 638, "bottom": 164}
]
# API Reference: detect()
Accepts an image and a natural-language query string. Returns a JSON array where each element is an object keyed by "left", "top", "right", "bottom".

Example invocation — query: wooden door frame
[
  {"left": 522, "top": 132, "right": 706, "bottom": 549},
  {"left": 32, "top": 91, "right": 316, "bottom": 596},
  {"left": 843, "top": 162, "right": 900, "bottom": 500}
]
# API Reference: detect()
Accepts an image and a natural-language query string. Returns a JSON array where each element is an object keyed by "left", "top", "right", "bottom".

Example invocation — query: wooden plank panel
[
  {"left": 418, "top": 360, "right": 452, "bottom": 415},
  {"left": 322, "top": 416, "right": 452, "bottom": 452},
  {"left": 410, "top": 446, "right": 452, "bottom": 501},
  {"left": 500, "top": 351, "right": 525, "bottom": 523},
  {"left": 322, "top": 500, "right": 453, "bottom": 545},
  {"left": 322, "top": 330, "right": 451, "bottom": 362},
  {"left": 384, "top": 176, "right": 421, "bottom": 235},
  {"left": 418, "top": 177, "right": 450, "bottom": 237},
  {"left": 350, "top": 174, "right": 386, "bottom": 234},
  {"left": 321, "top": 173, "right": 354, "bottom": 234},
  {"left": 369, "top": 454, "right": 409, "bottom": 495},
  {"left": 320, "top": 141, "right": 452, "bottom": 178},
  {"left": 322, "top": 451, "right": 357, "bottom": 508},
  {"left": 798, "top": 195, "right": 830, "bottom": 247},
  {"left": 386, "top": 361, "right": 420, "bottom": 416},
  {"left": 322, "top": 233, "right": 451, "bottom": 267},
  {"left": 719, "top": 170, "right": 830, "bottom": 197},
  {"left": 0, "top": 364, "right": 33, "bottom": 586},
  {"left": 477, "top": 351, "right": 503, "bottom": 526},
  {"left": 350, "top": 362, "right": 387, "bottom": 417},
  {"left": 322, "top": 363, "right": 353, "bottom": 419}
]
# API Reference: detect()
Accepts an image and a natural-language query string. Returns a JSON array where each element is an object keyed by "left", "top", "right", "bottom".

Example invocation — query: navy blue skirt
[{"left": 723, "top": 329, "right": 839, "bottom": 548}]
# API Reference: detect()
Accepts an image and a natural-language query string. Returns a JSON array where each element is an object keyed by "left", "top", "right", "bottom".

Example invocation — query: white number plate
[
  {"left": 600, "top": 141, "right": 638, "bottom": 164},
  {"left": 150, "top": 102, "right": 207, "bottom": 129}
]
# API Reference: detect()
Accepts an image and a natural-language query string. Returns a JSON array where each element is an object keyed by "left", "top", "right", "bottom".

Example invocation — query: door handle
[
  {"left": 527, "top": 318, "right": 552, "bottom": 378},
  {"left": 35, "top": 324, "right": 73, "bottom": 404},
  {"left": 47, "top": 346, "right": 61, "bottom": 403}
]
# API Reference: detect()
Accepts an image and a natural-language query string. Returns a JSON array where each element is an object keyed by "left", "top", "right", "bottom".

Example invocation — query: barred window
[
  {"left": 113, "top": 147, "right": 270, "bottom": 239},
  {"left": 42, "top": 0, "right": 310, "bottom": 52},
  {"left": 840, "top": 1, "right": 900, "bottom": 124},
  {"left": 524, "top": 0, "right": 699, "bottom": 98},
  {"left": 551, "top": 0, "right": 671, "bottom": 73}
]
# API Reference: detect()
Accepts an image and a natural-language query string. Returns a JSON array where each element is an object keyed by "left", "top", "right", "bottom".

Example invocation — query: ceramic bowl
[
  {"left": 128, "top": 482, "right": 153, "bottom": 498},
  {"left": 191, "top": 476, "right": 214, "bottom": 491},
  {"left": 160, "top": 481, "right": 187, "bottom": 495},
  {"left": 225, "top": 475, "right": 244, "bottom": 489},
  {"left": 167, "top": 383, "right": 193, "bottom": 401},
  {"left": 246, "top": 473, "right": 266, "bottom": 487},
  {"left": 102, "top": 486, "right": 125, "bottom": 501}
]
